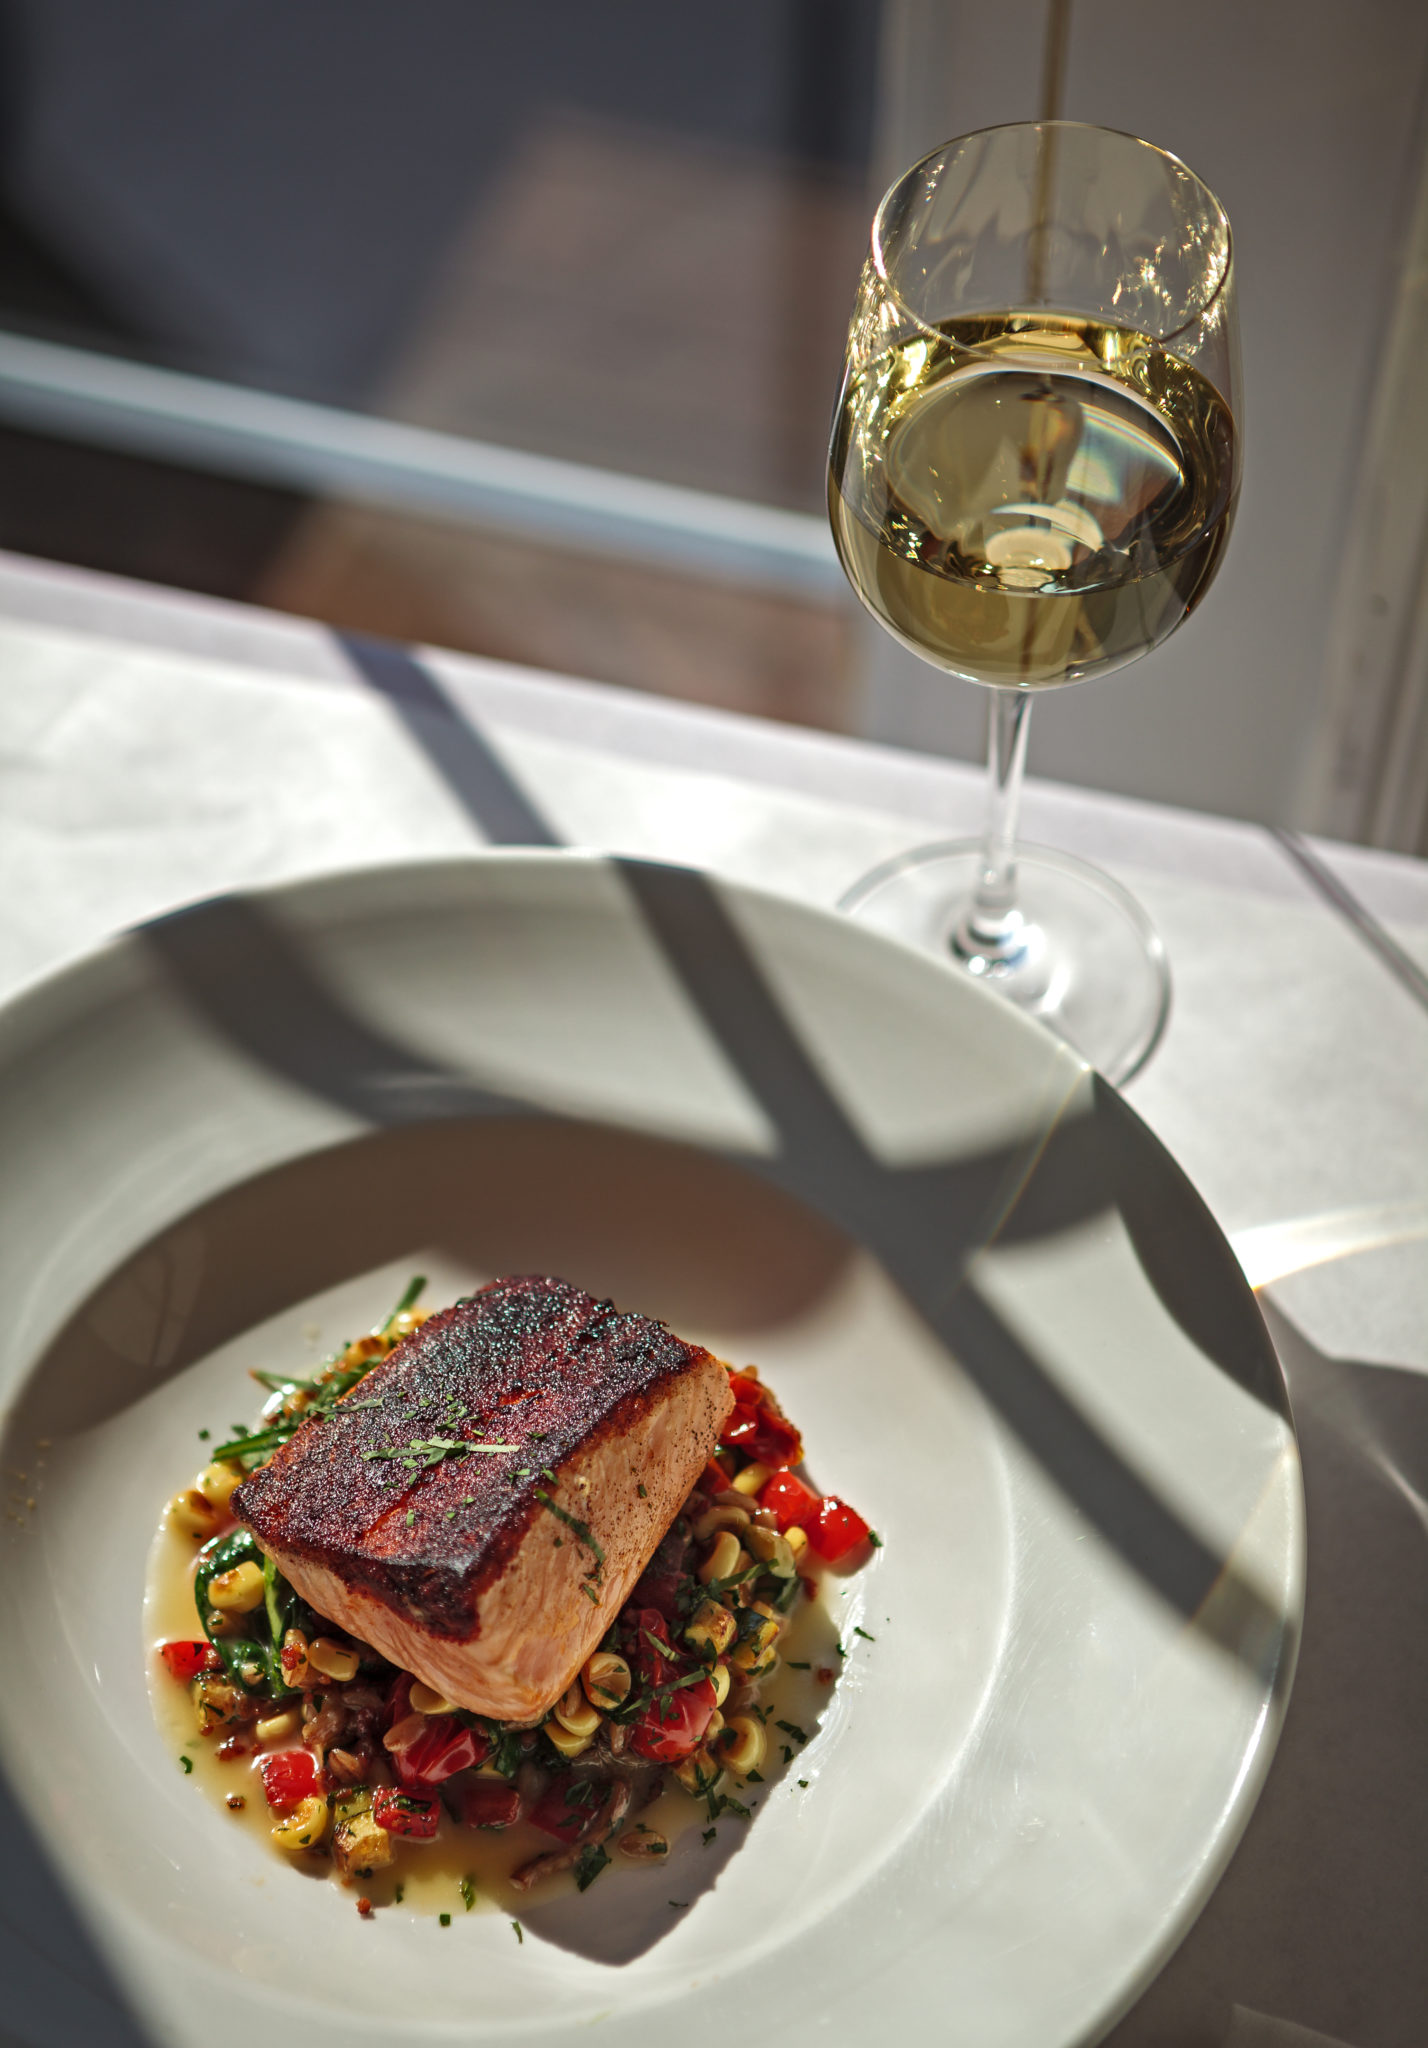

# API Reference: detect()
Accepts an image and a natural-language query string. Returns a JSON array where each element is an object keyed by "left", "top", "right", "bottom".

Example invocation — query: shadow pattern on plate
[{"left": 135, "top": 863, "right": 1289, "bottom": 1676}]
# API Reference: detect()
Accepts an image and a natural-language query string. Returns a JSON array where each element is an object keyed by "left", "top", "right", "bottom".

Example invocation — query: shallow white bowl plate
[{"left": 0, "top": 853, "right": 1303, "bottom": 2048}]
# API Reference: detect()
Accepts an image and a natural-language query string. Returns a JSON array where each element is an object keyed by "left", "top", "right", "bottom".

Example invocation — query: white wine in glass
[{"left": 829, "top": 125, "right": 1241, "bottom": 1082}]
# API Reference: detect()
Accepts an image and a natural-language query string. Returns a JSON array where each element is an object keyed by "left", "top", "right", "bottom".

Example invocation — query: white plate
[{"left": 0, "top": 852, "right": 1303, "bottom": 2048}]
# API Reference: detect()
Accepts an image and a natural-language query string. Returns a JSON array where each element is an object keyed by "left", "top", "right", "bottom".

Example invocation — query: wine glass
[{"left": 828, "top": 123, "right": 1240, "bottom": 1082}]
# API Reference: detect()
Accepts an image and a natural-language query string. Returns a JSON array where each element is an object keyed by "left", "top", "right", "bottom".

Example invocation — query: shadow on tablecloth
[{"left": 1103, "top": 1301, "right": 1428, "bottom": 2048}]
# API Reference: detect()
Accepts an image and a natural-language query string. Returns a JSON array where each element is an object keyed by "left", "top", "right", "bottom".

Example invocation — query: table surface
[{"left": 2, "top": 548, "right": 1425, "bottom": 2048}]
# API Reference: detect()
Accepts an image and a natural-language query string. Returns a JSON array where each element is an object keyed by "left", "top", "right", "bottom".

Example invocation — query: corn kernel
[
  {"left": 553, "top": 1682, "right": 601, "bottom": 1740},
  {"left": 684, "top": 1599, "right": 737, "bottom": 1657},
  {"left": 271, "top": 1794, "right": 330, "bottom": 1852},
  {"left": 196, "top": 1461, "right": 244, "bottom": 1511},
  {"left": 208, "top": 1561, "right": 266, "bottom": 1614},
  {"left": 581, "top": 1651, "right": 631, "bottom": 1711},
  {"left": 191, "top": 1672, "right": 246, "bottom": 1734},
  {"left": 717, "top": 1714, "right": 766, "bottom": 1776},
  {"left": 730, "top": 1461, "right": 773, "bottom": 1497},
  {"left": 306, "top": 1637, "right": 359, "bottom": 1681},
  {"left": 785, "top": 1524, "right": 810, "bottom": 1563},
  {"left": 255, "top": 1708, "right": 301, "bottom": 1743},
  {"left": 692, "top": 1503, "right": 751, "bottom": 1543},
  {"left": 544, "top": 1718, "right": 594, "bottom": 1760},
  {"left": 169, "top": 1488, "right": 224, "bottom": 1540},
  {"left": 746, "top": 1525, "right": 796, "bottom": 1575},
  {"left": 699, "top": 1529, "right": 743, "bottom": 1585},
  {"left": 409, "top": 1681, "right": 458, "bottom": 1715}
]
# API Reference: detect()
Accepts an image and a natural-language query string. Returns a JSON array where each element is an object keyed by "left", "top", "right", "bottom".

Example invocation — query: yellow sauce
[{"left": 146, "top": 1512, "right": 845, "bottom": 1919}]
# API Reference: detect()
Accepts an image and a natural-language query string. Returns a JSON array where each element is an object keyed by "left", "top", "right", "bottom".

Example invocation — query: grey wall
[{"left": 863, "top": 0, "right": 1428, "bottom": 830}]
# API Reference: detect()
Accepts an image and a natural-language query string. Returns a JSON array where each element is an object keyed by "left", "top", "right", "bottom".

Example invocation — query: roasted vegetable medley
[{"left": 159, "top": 1281, "right": 875, "bottom": 1902}]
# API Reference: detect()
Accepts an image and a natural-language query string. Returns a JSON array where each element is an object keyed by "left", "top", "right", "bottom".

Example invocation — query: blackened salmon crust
[{"left": 231, "top": 1276, "right": 717, "bottom": 1637}]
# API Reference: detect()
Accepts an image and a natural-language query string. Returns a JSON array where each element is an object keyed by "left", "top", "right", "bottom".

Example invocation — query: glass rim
[{"left": 870, "top": 120, "right": 1235, "bottom": 351}]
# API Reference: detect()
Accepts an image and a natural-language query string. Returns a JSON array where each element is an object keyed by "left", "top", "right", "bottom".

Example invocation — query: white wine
[{"left": 829, "top": 311, "right": 1237, "bottom": 687}]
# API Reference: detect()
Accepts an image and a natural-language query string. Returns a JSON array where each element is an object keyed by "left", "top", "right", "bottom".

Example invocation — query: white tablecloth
[{"left": 2, "top": 549, "right": 1424, "bottom": 2048}]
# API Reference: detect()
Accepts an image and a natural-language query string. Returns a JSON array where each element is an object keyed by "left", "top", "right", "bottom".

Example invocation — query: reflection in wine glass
[{"left": 829, "top": 124, "right": 1241, "bottom": 1081}]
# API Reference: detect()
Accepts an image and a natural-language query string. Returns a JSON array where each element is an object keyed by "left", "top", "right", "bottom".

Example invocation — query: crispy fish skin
[{"left": 231, "top": 1277, "right": 732, "bottom": 1723}]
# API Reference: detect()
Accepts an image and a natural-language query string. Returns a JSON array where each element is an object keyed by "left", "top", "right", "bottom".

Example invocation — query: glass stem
[{"left": 953, "top": 689, "right": 1034, "bottom": 967}]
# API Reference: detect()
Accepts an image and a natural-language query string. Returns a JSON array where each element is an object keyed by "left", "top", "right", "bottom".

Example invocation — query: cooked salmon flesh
[{"left": 230, "top": 1276, "right": 733, "bottom": 1724}]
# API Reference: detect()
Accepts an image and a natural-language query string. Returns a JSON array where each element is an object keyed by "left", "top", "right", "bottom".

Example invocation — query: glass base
[{"left": 839, "top": 841, "right": 1171, "bottom": 1085}]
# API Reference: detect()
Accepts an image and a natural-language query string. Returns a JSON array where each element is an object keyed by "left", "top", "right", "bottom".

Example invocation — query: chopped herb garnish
[
  {"left": 180, "top": 1756, "right": 193, "bottom": 1774},
  {"left": 702, "top": 1828, "right": 717, "bottom": 1846},
  {"left": 868, "top": 1530, "right": 884, "bottom": 1548},
  {"left": 581, "top": 1583, "right": 599, "bottom": 1603},
  {"left": 460, "top": 1875, "right": 476, "bottom": 1912},
  {"left": 853, "top": 1626, "right": 876, "bottom": 1642},
  {"left": 534, "top": 1490, "right": 605, "bottom": 1569},
  {"left": 669, "top": 1900, "right": 689, "bottom": 1910},
  {"left": 746, "top": 1769, "right": 765, "bottom": 1783},
  {"left": 511, "top": 1920, "right": 523, "bottom": 1944},
  {"left": 703, "top": 1562, "right": 763, "bottom": 1596},
  {"left": 197, "top": 1429, "right": 209, "bottom": 1441},
  {"left": 363, "top": 1437, "right": 518, "bottom": 1471},
  {"left": 405, "top": 1509, "right": 416, "bottom": 1528},
  {"left": 642, "top": 1628, "right": 676, "bottom": 1664},
  {"left": 637, "top": 1484, "right": 648, "bottom": 1499},
  {"left": 395, "top": 1883, "right": 405, "bottom": 1904},
  {"left": 781, "top": 1744, "right": 793, "bottom": 1765},
  {"left": 798, "top": 1779, "right": 809, "bottom": 1789},
  {"left": 574, "top": 1840, "right": 610, "bottom": 1892},
  {"left": 382, "top": 1274, "right": 427, "bottom": 1330},
  {"left": 787, "top": 1660, "right": 810, "bottom": 1670},
  {"left": 211, "top": 1278, "right": 426, "bottom": 1463},
  {"left": 439, "top": 1912, "right": 451, "bottom": 1927}
]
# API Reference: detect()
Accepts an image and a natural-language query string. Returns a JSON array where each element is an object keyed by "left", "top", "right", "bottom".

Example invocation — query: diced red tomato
[
  {"left": 618, "top": 1605, "right": 718, "bottom": 1763},
  {"left": 807, "top": 1494, "right": 871, "bottom": 1562},
  {"left": 372, "top": 1787, "right": 440, "bottom": 1839},
  {"left": 389, "top": 1716, "right": 489, "bottom": 1793},
  {"left": 384, "top": 1671, "right": 416, "bottom": 1730},
  {"left": 161, "top": 1640, "right": 221, "bottom": 1682},
  {"left": 529, "top": 1776, "right": 606, "bottom": 1845},
  {"left": 624, "top": 1606, "right": 676, "bottom": 1690},
  {"left": 758, "top": 1469, "right": 820, "bottom": 1531},
  {"left": 629, "top": 1673, "right": 717, "bottom": 1763},
  {"left": 446, "top": 1777, "right": 523, "bottom": 1830},
  {"left": 258, "top": 1749, "right": 324, "bottom": 1810},
  {"left": 720, "top": 1375, "right": 802, "bottom": 1469}
]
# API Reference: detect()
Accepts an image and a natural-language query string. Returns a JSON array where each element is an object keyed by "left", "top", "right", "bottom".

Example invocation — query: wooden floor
[{"left": 0, "top": 113, "right": 869, "bottom": 735}]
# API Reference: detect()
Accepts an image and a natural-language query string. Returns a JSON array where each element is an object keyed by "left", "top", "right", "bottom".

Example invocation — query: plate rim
[{"left": 0, "top": 846, "right": 1307, "bottom": 2048}]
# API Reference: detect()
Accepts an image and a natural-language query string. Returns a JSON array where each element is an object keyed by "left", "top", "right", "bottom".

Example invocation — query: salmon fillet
[{"left": 230, "top": 1277, "right": 733, "bottom": 1724}]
